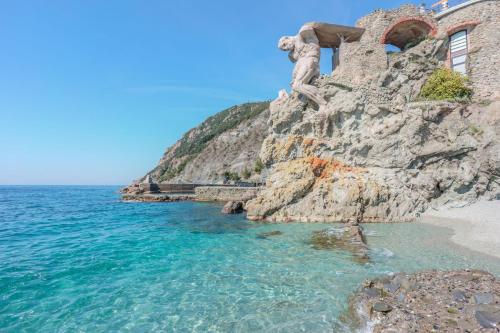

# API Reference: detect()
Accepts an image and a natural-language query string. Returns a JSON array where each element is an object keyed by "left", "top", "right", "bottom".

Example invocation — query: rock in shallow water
[
  {"left": 310, "top": 224, "right": 369, "bottom": 264},
  {"left": 221, "top": 201, "right": 244, "bottom": 214},
  {"left": 256, "top": 230, "right": 283, "bottom": 239}
]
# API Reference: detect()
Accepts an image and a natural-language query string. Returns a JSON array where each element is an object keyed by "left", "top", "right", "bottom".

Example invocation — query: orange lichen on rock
[
  {"left": 307, "top": 157, "right": 364, "bottom": 179},
  {"left": 303, "top": 138, "right": 315, "bottom": 146}
]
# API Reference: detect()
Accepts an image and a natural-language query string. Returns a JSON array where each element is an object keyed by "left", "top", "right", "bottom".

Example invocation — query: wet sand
[{"left": 420, "top": 200, "right": 500, "bottom": 259}]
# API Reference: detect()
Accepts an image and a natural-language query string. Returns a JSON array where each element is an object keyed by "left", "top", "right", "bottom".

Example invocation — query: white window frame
[{"left": 450, "top": 30, "right": 468, "bottom": 75}]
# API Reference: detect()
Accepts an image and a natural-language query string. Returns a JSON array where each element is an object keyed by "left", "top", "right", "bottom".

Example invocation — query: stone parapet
[{"left": 195, "top": 186, "right": 261, "bottom": 202}]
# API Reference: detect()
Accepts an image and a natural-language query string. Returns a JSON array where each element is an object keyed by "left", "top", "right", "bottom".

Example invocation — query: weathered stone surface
[
  {"left": 383, "top": 281, "right": 401, "bottom": 294},
  {"left": 474, "top": 292, "right": 494, "bottom": 305},
  {"left": 221, "top": 201, "right": 244, "bottom": 214},
  {"left": 475, "top": 310, "right": 500, "bottom": 329},
  {"left": 246, "top": 34, "right": 500, "bottom": 223},
  {"left": 343, "top": 270, "right": 500, "bottom": 332},
  {"left": 120, "top": 183, "right": 144, "bottom": 195},
  {"left": 310, "top": 224, "right": 369, "bottom": 263},
  {"left": 372, "top": 301, "right": 392, "bottom": 313},
  {"left": 451, "top": 289, "right": 467, "bottom": 302},
  {"left": 121, "top": 193, "right": 195, "bottom": 202},
  {"left": 196, "top": 186, "right": 260, "bottom": 202},
  {"left": 436, "top": 0, "right": 500, "bottom": 99},
  {"left": 364, "top": 287, "right": 382, "bottom": 298}
]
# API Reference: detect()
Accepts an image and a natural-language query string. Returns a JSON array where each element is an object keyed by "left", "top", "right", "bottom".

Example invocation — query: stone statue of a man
[{"left": 278, "top": 24, "right": 327, "bottom": 109}]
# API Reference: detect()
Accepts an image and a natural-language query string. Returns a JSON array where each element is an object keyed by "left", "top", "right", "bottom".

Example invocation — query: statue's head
[{"left": 278, "top": 36, "right": 295, "bottom": 51}]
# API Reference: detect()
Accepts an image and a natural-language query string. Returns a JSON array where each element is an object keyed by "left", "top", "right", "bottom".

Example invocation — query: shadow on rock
[{"left": 310, "top": 224, "right": 369, "bottom": 264}]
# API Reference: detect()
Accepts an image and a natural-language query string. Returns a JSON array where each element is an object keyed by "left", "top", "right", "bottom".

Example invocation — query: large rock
[
  {"left": 342, "top": 270, "right": 500, "bottom": 332},
  {"left": 221, "top": 201, "right": 244, "bottom": 214},
  {"left": 246, "top": 37, "right": 500, "bottom": 223},
  {"left": 310, "top": 224, "right": 369, "bottom": 263}
]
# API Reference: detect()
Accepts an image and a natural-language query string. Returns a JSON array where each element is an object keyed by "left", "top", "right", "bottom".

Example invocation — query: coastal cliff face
[
  {"left": 132, "top": 102, "right": 270, "bottom": 186},
  {"left": 246, "top": 35, "right": 500, "bottom": 222}
]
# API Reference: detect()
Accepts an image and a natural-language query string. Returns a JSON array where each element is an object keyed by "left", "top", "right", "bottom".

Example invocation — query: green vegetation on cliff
[
  {"left": 173, "top": 102, "right": 269, "bottom": 159},
  {"left": 157, "top": 101, "right": 270, "bottom": 182},
  {"left": 420, "top": 68, "right": 472, "bottom": 101}
]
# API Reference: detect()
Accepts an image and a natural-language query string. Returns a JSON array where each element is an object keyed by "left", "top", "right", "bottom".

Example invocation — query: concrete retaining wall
[{"left": 195, "top": 186, "right": 261, "bottom": 202}]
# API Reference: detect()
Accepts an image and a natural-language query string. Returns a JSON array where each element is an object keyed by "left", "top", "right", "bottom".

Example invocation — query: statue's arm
[
  {"left": 298, "top": 24, "right": 315, "bottom": 38},
  {"left": 298, "top": 24, "right": 319, "bottom": 45}
]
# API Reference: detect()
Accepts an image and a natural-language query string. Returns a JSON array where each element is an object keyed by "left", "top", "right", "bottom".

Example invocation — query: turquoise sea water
[{"left": 1, "top": 186, "right": 499, "bottom": 332}]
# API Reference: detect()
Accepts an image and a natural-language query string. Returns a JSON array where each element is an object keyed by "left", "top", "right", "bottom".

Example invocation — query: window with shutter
[{"left": 450, "top": 30, "right": 468, "bottom": 75}]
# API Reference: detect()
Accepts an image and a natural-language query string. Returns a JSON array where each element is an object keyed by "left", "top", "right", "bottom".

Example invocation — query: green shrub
[
  {"left": 223, "top": 171, "right": 241, "bottom": 182},
  {"left": 158, "top": 167, "right": 177, "bottom": 182},
  {"left": 254, "top": 158, "right": 264, "bottom": 173},
  {"left": 420, "top": 68, "right": 472, "bottom": 101},
  {"left": 241, "top": 168, "right": 251, "bottom": 179}
]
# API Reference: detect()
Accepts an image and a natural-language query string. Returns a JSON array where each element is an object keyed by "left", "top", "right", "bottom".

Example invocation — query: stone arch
[
  {"left": 446, "top": 20, "right": 481, "bottom": 36},
  {"left": 380, "top": 16, "right": 438, "bottom": 50}
]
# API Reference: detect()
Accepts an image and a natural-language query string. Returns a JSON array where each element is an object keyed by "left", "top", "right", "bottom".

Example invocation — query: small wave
[
  {"left": 363, "top": 230, "right": 379, "bottom": 237},
  {"left": 355, "top": 302, "right": 379, "bottom": 333},
  {"left": 372, "top": 247, "right": 395, "bottom": 258}
]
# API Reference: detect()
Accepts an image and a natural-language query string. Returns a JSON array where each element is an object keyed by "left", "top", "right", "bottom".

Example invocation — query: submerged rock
[
  {"left": 342, "top": 270, "right": 500, "bottom": 332},
  {"left": 256, "top": 230, "right": 283, "bottom": 239},
  {"left": 310, "top": 223, "right": 369, "bottom": 263}
]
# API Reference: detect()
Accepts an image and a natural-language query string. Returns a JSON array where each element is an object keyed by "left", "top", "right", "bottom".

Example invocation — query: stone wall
[
  {"left": 334, "top": 5, "right": 436, "bottom": 85},
  {"left": 333, "top": 1, "right": 499, "bottom": 99},
  {"left": 436, "top": 0, "right": 500, "bottom": 99},
  {"left": 195, "top": 186, "right": 261, "bottom": 202}
]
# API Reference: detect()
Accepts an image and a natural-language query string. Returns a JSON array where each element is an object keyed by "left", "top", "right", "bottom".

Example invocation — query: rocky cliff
[
  {"left": 128, "top": 102, "right": 270, "bottom": 187},
  {"left": 245, "top": 37, "right": 500, "bottom": 222}
]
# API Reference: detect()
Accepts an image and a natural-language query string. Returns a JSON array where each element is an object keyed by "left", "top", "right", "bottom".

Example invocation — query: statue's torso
[{"left": 292, "top": 40, "right": 320, "bottom": 61}]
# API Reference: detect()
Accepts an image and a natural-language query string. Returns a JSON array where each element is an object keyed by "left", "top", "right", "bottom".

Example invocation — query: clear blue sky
[{"left": 1, "top": 0, "right": 419, "bottom": 185}]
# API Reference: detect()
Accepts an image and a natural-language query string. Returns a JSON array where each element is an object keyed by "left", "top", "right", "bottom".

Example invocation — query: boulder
[
  {"left": 221, "top": 201, "right": 245, "bottom": 214},
  {"left": 310, "top": 224, "right": 369, "bottom": 263}
]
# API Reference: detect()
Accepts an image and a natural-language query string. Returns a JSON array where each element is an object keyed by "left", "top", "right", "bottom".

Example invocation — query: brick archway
[
  {"left": 380, "top": 16, "right": 438, "bottom": 50},
  {"left": 446, "top": 20, "right": 481, "bottom": 36}
]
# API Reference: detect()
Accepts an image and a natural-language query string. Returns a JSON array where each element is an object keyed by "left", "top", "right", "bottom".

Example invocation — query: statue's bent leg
[
  {"left": 291, "top": 58, "right": 326, "bottom": 108},
  {"left": 292, "top": 82, "right": 327, "bottom": 108}
]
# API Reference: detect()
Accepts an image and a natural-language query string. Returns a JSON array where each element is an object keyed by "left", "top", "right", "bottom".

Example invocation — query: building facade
[{"left": 324, "top": 0, "right": 499, "bottom": 99}]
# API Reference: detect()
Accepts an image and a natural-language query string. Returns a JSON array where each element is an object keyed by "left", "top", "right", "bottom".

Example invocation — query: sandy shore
[{"left": 420, "top": 200, "right": 500, "bottom": 259}]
